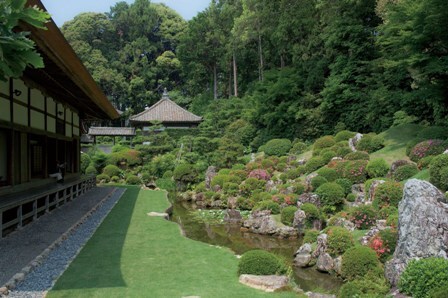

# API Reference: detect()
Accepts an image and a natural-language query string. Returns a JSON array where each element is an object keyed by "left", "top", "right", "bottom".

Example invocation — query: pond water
[{"left": 170, "top": 201, "right": 343, "bottom": 293}]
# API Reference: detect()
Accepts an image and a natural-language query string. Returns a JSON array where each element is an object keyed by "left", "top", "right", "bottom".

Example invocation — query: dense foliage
[{"left": 237, "top": 250, "right": 287, "bottom": 276}]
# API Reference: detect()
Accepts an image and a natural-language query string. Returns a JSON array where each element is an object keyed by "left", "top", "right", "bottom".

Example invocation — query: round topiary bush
[
  {"left": 313, "top": 136, "right": 336, "bottom": 150},
  {"left": 335, "top": 178, "right": 353, "bottom": 196},
  {"left": 326, "top": 226, "right": 354, "bottom": 257},
  {"left": 366, "top": 158, "right": 389, "bottom": 178},
  {"left": 303, "top": 229, "right": 319, "bottom": 244},
  {"left": 334, "top": 160, "right": 368, "bottom": 183},
  {"left": 240, "top": 177, "right": 266, "bottom": 196},
  {"left": 429, "top": 154, "right": 448, "bottom": 191},
  {"left": 369, "top": 228, "right": 398, "bottom": 263},
  {"left": 316, "top": 167, "right": 338, "bottom": 182},
  {"left": 110, "top": 175, "right": 120, "bottom": 183},
  {"left": 305, "top": 156, "right": 326, "bottom": 173},
  {"left": 372, "top": 181, "right": 403, "bottom": 209},
  {"left": 350, "top": 205, "right": 377, "bottom": 229},
  {"left": 338, "top": 272, "right": 389, "bottom": 298},
  {"left": 281, "top": 206, "right": 298, "bottom": 226},
  {"left": 399, "top": 257, "right": 448, "bottom": 298},
  {"left": 311, "top": 176, "right": 328, "bottom": 190},
  {"left": 315, "top": 182, "right": 345, "bottom": 209},
  {"left": 102, "top": 164, "right": 121, "bottom": 177},
  {"left": 290, "top": 141, "right": 308, "bottom": 155},
  {"left": 356, "top": 133, "right": 384, "bottom": 153},
  {"left": 321, "top": 150, "right": 337, "bottom": 164},
  {"left": 237, "top": 250, "right": 287, "bottom": 276},
  {"left": 300, "top": 203, "right": 320, "bottom": 226},
  {"left": 417, "top": 156, "right": 434, "bottom": 170},
  {"left": 254, "top": 200, "right": 280, "bottom": 214},
  {"left": 392, "top": 164, "right": 419, "bottom": 181},
  {"left": 335, "top": 130, "right": 356, "bottom": 142},
  {"left": 96, "top": 174, "right": 110, "bottom": 183},
  {"left": 341, "top": 246, "right": 381, "bottom": 281},
  {"left": 85, "top": 165, "right": 97, "bottom": 175},
  {"left": 260, "top": 139, "right": 292, "bottom": 156},
  {"left": 125, "top": 175, "right": 141, "bottom": 185},
  {"left": 409, "top": 139, "right": 446, "bottom": 162},
  {"left": 344, "top": 151, "right": 370, "bottom": 161},
  {"left": 346, "top": 193, "right": 356, "bottom": 202}
]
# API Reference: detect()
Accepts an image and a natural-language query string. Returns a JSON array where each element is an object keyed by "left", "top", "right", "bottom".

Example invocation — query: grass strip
[{"left": 48, "top": 186, "right": 298, "bottom": 298}]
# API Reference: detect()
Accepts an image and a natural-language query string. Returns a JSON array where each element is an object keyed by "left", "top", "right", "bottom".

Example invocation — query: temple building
[
  {"left": 0, "top": 0, "right": 118, "bottom": 236},
  {"left": 129, "top": 89, "right": 202, "bottom": 131}
]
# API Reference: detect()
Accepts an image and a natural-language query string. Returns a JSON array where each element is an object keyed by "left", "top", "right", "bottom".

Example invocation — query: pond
[{"left": 170, "top": 200, "right": 343, "bottom": 293}]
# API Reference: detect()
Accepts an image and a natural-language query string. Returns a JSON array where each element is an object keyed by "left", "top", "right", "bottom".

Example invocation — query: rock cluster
[
  {"left": 242, "top": 210, "right": 297, "bottom": 238},
  {"left": 239, "top": 274, "right": 289, "bottom": 292}
]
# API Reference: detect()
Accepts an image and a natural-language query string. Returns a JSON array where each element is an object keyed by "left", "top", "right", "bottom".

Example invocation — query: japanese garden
[{"left": 0, "top": 0, "right": 447, "bottom": 297}]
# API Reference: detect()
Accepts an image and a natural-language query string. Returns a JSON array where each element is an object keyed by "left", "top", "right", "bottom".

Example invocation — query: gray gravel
[{"left": 1, "top": 187, "right": 125, "bottom": 298}]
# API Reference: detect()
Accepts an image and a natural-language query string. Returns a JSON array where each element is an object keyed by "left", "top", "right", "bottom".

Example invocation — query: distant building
[
  {"left": 129, "top": 89, "right": 202, "bottom": 131},
  {"left": 0, "top": 1, "right": 117, "bottom": 193}
]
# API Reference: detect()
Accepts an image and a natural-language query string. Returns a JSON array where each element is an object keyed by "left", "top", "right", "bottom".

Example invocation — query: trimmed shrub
[
  {"left": 248, "top": 169, "right": 271, "bottom": 181},
  {"left": 350, "top": 205, "right": 377, "bottom": 229},
  {"left": 344, "top": 151, "right": 370, "bottom": 161},
  {"left": 301, "top": 203, "right": 320, "bottom": 223},
  {"left": 378, "top": 206, "right": 398, "bottom": 220},
  {"left": 356, "top": 133, "right": 384, "bottom": 153},
  {"left": 293, "top": 183, "right": 306, "bottom": 195},
  {"left": 254, "top": 200, "right": 280, "bottom": 214},
  {"left": 281, "top": 206, "right": 298, "bottom": 226},
  {"left": 223, "top": 182, "right": 239, "bottom": 196},
  {"left": 261, "top": 139, "right": 292, "bottom": 156},
  {"left": 313, "top": 136, "right": 336, "bottom": 150},
  {"left": 326, "top": 226, "right": 354, "bottom": 257},
  {"left": 418, "top": 156, "right": 434, "bottom": 169},
  {"left": 316, "top": 167, "right": 338, "bottom": 182},
  {"left": 110, "top": 176, "right": 120, "bottom": 183},
  {"left": 140, "top": 173, "right": 151, "bottom": 184},
  {"left": 290, "top": 141, "right": 308, "bottom": 155},
  {"left": 387, "top": 213, "right": 398, "bottom": 228},
  {"left": 303, "top": 229, "right": 319, "bottom": 244},
  {"left": 428, "top": 283, "right": 448, "bottom": 298},
  {"left": 173, "top": 164, "right": 198, "bottom": 184},
  {"left": 321, "top": 150, "right": 337, "bottom": 164},
  {"left": 392, "top": 164, "right": 419, "bottom": 181},
  {"left": 335, "top": 130, "right": 356, "bottom": 142},
  {"left": 338, "top": 272, "right": 389, "bottom": 298},
  {"left": 310, "top": 176, "right": 328, "bottom": 190},
  {"left": 346, "top": 193, "right": 356, "bottom": 202},
  {"left": 96, "top": 174, "right": 110, "bottom": 183},
  {"left": 85, "top": 165, "right": 97, "bottom": 175},
  {"left": 429, "top": 154, "right": 448, "bottom": 191},
  {"left": 102, "top": 164, "right": 121, "bottom": 177},
  {"left": 81, "top": 153, "right": 91, "bottom": 174},
  {"left": 399, "top": 257, "right": 448, "bottom": 298},
  {"left": 341, "top": 246, "right": 381, "bottom": 281},
  {"left": 409, "top": 139, "right": 446, "bottom": 162},
  {"left": 240, "top": 177, "right": 266, "bottom": 196},
  {"left": 335, "top": 178, "right": 353, "bottom": 196},
  {"left": 336, "top": 146, "right": 352, "bottom": 158},
  {"left": 305, "top": 156, "right": 326, "bottom": 173},
  {"left": 334, "top": 160, "right": 368, "bottom": 183},
  {"left": 372, "top": 181, "right": 403, "bottom": 209},
  {"left": 315, "top": 182, "right": 345, "bottom": 209},
  {"left": 237, "top": 250, "right": 287, "bottom": 276},
  {"left": 211, "top": 174, "right": 241, "bottom": 188},
  {"left": 366, "top": 158, "right": 389, "bottom": 178},
  {"left": 126, "top": 175, "right": 141, "bottom": 185},
  {"left": 369, "top": 228, "right": 398, "bottom": 263}
]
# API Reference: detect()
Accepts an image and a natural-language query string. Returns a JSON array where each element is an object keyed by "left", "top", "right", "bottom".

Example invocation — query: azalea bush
[
  {"left": 315, "top": 182, "right": 345, "bottom": 210},
  {"left": 341, "top": 246, "right": 381, "bottom": 281},
  {"left": 366, "top": 158, "right": 389, "bottom": 178},
  {"left": 313, "top": 135, "right": 336, "bottom": 150},
  {"left": 248, "top": 169, "right": 271, "bottom": 181},
  {"left": 372, "top": 181, "right": 403, "bottom": 209},
  {"left": 350, "top": 205, "right": 377, "bottom": 229},
  {"left": 281, "top": 206, "right": 298, "bottom": 226},
  {"left": 409, "top": 139, "right": 446, "bottom": 162},
  {"left": 369, "top": 228, "right": 398, "bottom": 263},
  {"left": 326, "top": 226, "right": 354, "bottom": 257},
  {"left": 334, "top": 160, "right": 368, "bottom": 183}
]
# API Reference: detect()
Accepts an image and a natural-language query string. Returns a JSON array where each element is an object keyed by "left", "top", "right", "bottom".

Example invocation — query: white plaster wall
[
  {"left": 30, "top": 89, "right": 45, "bottom": 110},
  {"left": 73, "top": 126, "right": 79, "bottom": 136},
  {"left": 0, "top": 130, "right": 7, "bottom": 182},
  {"left": 47, "top": 98, "right": 55, "bottom": 115},
  {"left": 0, "top": 79, "right": 9, "bottom": 96},
  {"left": 65, "top": 123, "right": 72, "bottom": 137},
  {"left": 31, "top": 110, "right": 45, "bottom": 131},
  {"left": 47, "top": 116, "right": 55, "bottom": 133},
  {"left": 13, "top": 79, "right": 28, "bottom": 103}
]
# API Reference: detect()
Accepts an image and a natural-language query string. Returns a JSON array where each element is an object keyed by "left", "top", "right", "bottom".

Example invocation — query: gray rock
[
  {"left": 316, "top": 253, "right": 334, "bottom": 272},
  {"left": 277, "top": 226, "right": 298, "bottom": 238},
  {"left": 330, "top": 217, "right": 355, "bottom": 231},
  {"left": 298, "top": 193, "right": 321, "bottom": 207},
  {"left": 305, "top": 173, "right": 318, "bottom": 191},
  {"left": 295, "top": 243, "right": 313, "bottom": 255},
  {"left": 306, "top": 292, "right": 336, "bottom": 298},
  {"left": 348, "top": 133, "right": 363, "bottom": 152},
  {"left": 211, "top": 200, "right": 223, "bottom": 208},
  {"left": 385, "top": 179, "right": 448, "bottom": 286},
  {"left": 293, "top": 210, "right": 307, "bottom": 233},
  {"left": 239, "top": 274, "right": 289, "bottom": 292},
  {"left": 312, "top": 234, "right": 328, "bottom": 258},
  {"left": 227, "top": 197, "right": 238, "bottom": 209},
  {"left": 242, "top": 210, "right": 277, "bottom": 235},
  {"left": 333, "top": 256, "right": 343, "bottom": 276},
  {"left": 368, "top": 180, "right": 386, "bottom": 203},
  {"left": 205, "top": 166, "right": 217, "bottom": 190},
  {"left": 223, "top": 209, "right": 243, "bottom": 223},
  {"left": 388, "top": 160, "right": 413, "bottom": 178},
  {"left": 0, "top": 287, "right": 8, "bottom": 296},
  {"left": 294, "top": 254, "right": 312, "bottom": 267}
]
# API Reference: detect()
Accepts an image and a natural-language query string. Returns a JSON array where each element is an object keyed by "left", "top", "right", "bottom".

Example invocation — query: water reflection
[{"left": 170, "top": 201, "right": 343, "bottom": 293}]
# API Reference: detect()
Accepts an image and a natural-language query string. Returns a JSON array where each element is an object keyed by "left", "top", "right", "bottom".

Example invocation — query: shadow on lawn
[{"left": 52, "top": 186, "right": 140, "bottom": 290}]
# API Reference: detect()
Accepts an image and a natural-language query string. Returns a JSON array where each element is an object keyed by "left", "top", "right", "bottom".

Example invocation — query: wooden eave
[{"left": 19, "top": 0, "right": 119, "bottom": 120}]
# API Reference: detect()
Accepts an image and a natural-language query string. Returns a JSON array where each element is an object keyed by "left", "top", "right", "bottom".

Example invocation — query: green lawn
[
  {"left": 370, "top": 124, "right": 423, "bottom": 164},
  {"left": 48, "top": 187, "right": 299, "bottom": 298}
]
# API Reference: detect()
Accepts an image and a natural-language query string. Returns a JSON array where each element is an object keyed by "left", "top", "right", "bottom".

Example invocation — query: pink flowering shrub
[
  {"left": 334, "top": 160, "right": 368, "bottom": 183},
  {"left": 248, "top": 169, "right": 271, "bottom": 181},
  {"left": 350, "top": 205, "right": 376, "bottom": 229},
  {"left": 369, "top": 229, "right": 397, "bottom": 262},
  {"left": 409, "top": 139, "right": 446, "bottom": 162}
]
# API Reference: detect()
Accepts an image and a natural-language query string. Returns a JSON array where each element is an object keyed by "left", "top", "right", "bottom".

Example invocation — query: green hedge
[{"left": 238, "top": 250, "right": 287, "bottom": 276}]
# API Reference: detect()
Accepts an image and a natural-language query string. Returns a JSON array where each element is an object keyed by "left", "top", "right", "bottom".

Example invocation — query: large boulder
[
  {"left": 312, "top": 234, "right": 328, "bottom": 258},
  {"left": 223, "top": 209, "right": 243, "bottom": 224},
  {"left": 385, "top": 179, "right": 448, "bottom": 286},
  {"left": 292, "top": 210, "right": 307, "bottom": 233},
  {"left": 367, "top": 179, "right": 385, "bottom": 203},
  {"left": 316, "top": 253, "right": 334, "bottom": 273},
  {"left": 298, "top": 193, "right": 321, "bottom": 207},
  {"left": 239, "top": 274, "right": 289, "bottom": 292},
  {"left": 348, "top": 133, "right": 363, "bottom": 152},
  {"left": 242, "top": 210, "right": 298, "bottom": 238},
  {"left": 294, "top": 243, "right": 313, "bottom": 267},
  {"left": 205, "top": 166, "right": 217, "bottom": 190}
]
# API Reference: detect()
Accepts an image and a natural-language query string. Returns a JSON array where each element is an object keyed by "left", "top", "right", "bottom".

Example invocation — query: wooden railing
[{"left": 0, "top": 176, "right": 96, "bottom": 238}]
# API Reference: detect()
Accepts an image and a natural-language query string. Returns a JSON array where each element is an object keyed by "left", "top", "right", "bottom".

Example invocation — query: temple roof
[
  {"left": 88, "top": 127, "right": 136, "bottom": 136},
  {"left": 129, "top": 90, "right": 202, "bottom": 124}
]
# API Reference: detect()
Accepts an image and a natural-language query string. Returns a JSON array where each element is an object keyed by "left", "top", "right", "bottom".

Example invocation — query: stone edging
[{"left": 0, "top": 187, "right": 120, "bottom": 296}]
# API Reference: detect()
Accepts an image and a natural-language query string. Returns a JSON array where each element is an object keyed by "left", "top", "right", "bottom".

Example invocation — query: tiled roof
[
  {"left": 129, "top": 93, "right": 202, "bottom": 123},
  {"left": 88, "top": 127, "right": 136, "bottom": 136}
]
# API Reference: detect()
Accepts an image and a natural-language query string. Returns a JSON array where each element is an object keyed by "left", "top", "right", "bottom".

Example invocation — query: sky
[{"left": 40, "top": 0, "right": 210, "bottom": 26}]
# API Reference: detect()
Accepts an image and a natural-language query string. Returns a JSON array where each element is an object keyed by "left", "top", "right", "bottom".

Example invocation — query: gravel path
[{"left": 0, "top": 187, "right": 125, "bottom": 298}]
